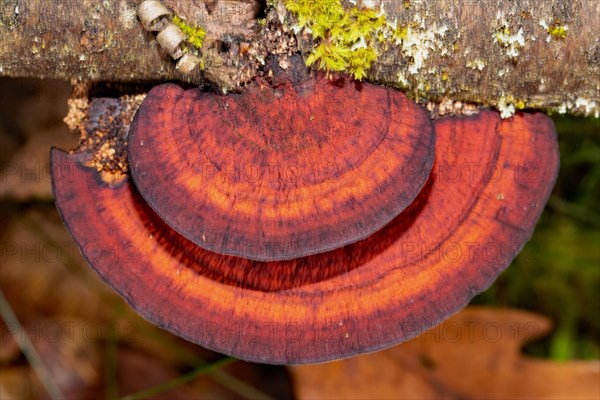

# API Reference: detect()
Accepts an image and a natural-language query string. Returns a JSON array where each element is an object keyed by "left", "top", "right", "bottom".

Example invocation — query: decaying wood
[
  {"left": 0, "top": 0, "right": 598, "bottom": 115},
  {"left": 0, "top": 0, "right": 266, "bottom": 91}
]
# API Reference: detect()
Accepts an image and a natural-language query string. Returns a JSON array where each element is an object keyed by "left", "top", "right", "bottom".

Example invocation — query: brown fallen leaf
[{"left": 290, "top": 307, "right": 600, "bottom": 400}]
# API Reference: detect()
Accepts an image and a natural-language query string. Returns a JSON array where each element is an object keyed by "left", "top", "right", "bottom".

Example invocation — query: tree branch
[{"left": 0, "top": 0, "right": 598, "bottom": 115}]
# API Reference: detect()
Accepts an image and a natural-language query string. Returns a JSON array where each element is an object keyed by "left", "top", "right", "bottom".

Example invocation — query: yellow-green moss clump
[
  {"left": 547, "top": 23, "right": 568, "bottom": 40},
  {"left": 172, "top": 15, "right": 206, "bottom": 50},
  {"left": 540, "top": 19, "right": 568, "bottom": 42},
  {"left": 285, "top": 0, "right": 385, "bottom": 80},
  {"left": 283, "top": 0, "right": 446, "bottom": 81},
  {"left": 285, "top": 0, "right": 413, "bottom": 80}
]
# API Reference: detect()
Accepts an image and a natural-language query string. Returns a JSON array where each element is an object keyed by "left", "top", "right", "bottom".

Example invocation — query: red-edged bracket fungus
[
  {"left": 127, "top": 71, "right": 435, "bottom": 260},
  {"left": 52, "top": 65, "right": 559, "bottom": 364}
]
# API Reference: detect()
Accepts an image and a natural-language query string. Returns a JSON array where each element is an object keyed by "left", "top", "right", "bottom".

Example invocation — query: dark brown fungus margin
[
  {"left": 127, "top": 74, "right": 435, "bottom": 261},
  {"left": 51, "top": 110, "right": 559, "bottom": 364}
]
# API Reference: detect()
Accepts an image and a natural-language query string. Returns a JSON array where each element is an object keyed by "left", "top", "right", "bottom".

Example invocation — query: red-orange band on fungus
[
  {"left": 128, "top": 77, "right": 435, "bottom": 261},
  {"left": 52, "top": 110, "right": 558, "bottom": 364}
]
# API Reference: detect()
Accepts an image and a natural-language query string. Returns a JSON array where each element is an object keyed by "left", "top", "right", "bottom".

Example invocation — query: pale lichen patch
[
  {"left": 426, "top": 98, "right": 480, "bottom": 118},
  {"left": 396, "top": 70, "right": 409, "bottom": 87},
  {"left": 466, "top": 58, "right": 485, "bottom": 71},
  {"left": 555, "top": 99, "right": 599, "bottom": 118},
  {"left": 574, "top": 98, "right": 598, "bottom": 117},
  {"left": 498, "top": 96, "right": 516, "bottom": 119},
  {"left": 118, "top": 0, "right": 138, "bottom": 30},
  {"left": 398, "top": 20, "right": 448, "bottom": 75},
  {"left": 557, "top": 102, "right": 569, "bottom": 114},
  {"left": 493, "top": 12, "right": 525, "bottom": 58}
]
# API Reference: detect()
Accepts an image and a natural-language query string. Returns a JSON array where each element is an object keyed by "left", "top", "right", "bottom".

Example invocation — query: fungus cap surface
[
  {"left": 127, "top": 77, "right": 435, "bottom": 261},
  {"left": 52, "top": 111, "right": 559, "bottom": 364}
]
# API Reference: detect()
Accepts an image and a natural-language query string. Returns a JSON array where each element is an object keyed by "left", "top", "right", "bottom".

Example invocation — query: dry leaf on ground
[{"left": 290, "top": 307, "right": 600, "bottom": 399}]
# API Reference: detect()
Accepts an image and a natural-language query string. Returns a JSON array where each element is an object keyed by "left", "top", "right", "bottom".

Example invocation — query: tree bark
[{"left": 0, "top": 0, "right": 598, "bottom": 115}]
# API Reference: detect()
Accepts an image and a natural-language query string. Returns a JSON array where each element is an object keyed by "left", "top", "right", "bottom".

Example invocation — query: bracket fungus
[
  {"left": 52, "top": 68, "right": 559, "bottom": 364},
  {"left": 128, "top": 70, "right": 435, "bottom": 261}
]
